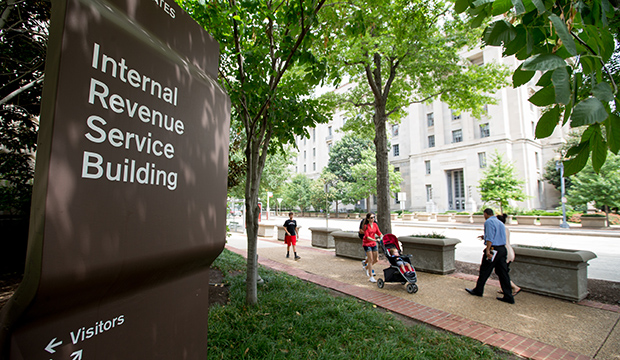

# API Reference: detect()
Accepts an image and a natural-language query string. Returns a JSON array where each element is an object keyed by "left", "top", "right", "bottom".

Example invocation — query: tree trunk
[{"left": 374, "top": 101, "right": 392, "bottom": 234}]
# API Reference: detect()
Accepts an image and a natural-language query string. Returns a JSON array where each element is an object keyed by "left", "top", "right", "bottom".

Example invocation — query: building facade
[{"left": 294, "top": 47, "right": 566, "bottom": 213}]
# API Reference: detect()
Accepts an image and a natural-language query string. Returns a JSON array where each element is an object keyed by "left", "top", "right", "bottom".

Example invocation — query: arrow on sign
[
  {"left": 71, "top": 349, "right": 83, "bottom": 360},
  {"left": 45, "top": 337, "right": 62, "bottom": 353}
]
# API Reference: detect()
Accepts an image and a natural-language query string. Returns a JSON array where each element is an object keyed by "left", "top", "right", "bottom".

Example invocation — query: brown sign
[{"left": 0, "top": 0, "right": 230, "bottom": 358}]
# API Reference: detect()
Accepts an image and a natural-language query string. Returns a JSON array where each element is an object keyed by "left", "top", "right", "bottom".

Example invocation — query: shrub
[
  {"left": 456, "top": 211, "right": 470, "bottom": 215},
  {"left": 409, "top": 232, "right": 446, "bottom": 239}
]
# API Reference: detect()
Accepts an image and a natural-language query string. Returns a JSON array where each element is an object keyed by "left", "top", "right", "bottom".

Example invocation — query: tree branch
[
  {"left": 0, "top": 74, "right": 44, "bottom": 106},
  {"left": 571, "top": 31, "right": 618, "bottom": 94}
]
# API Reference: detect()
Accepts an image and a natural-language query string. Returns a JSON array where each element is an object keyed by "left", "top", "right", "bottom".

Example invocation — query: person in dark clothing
[
  {"left": 284, "top": 212, "right": 300, "bottom": 260},
  {"left": 465, "top": 208, "right": 515, "bottom": 304}
]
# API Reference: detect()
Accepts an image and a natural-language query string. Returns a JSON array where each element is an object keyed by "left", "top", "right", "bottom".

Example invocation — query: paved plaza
[{"left": 225, "top": 216, "right": 620, "bottom": 360}]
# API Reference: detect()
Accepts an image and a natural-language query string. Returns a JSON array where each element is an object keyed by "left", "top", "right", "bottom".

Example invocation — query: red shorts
[{"left": 285, "top": 235, "right": 297, "bottom": 246}]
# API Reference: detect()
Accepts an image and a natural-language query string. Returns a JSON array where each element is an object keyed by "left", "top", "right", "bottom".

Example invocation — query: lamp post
[
  {"left": 324, "top": 183, "right": 329, "bottom": 229},
  {"left": 555, "top": 157, "right": 570, "bottom": 229}
]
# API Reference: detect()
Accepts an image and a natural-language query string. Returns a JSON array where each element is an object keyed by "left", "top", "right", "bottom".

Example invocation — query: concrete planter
[
  {"left": 512, "top": 245, "right": 597, "bottom": 301},
  {"left": 454, "top": 214, "right": 471, "bottom": 223},
  {"left": 402, "top": 213, "right": 415, "bottom": 221},
  {"left": 276, "top": 226, "right": 286, "bottom": 241},
  {"left": 471, "top": 214, "right": 486, "bottom": 224},
  {"left": 580, "top": 216, "right": 607, "bottom": 228},
  {"left": 400, "top": 236, "right": 461, "bottom": 274},
  {"left": 257, "top": 223, "right": 276, "bottom": 238},
  {"left": 333, "top": 231, "right": 366, "bottom": 260},
  {"left": 516, "top": 215, "right": 537, "bottom": 225},
  {"left": 417, "top": 213, "right": 432, "bottom": 221},
  {"left": 391, "top": 213, "right": 398, "bottom": 221},
  {"left": 436, "top": 214, "right": 453, "bottom": 222},
  {"left": 310, "top": 227, "right": 341, "bottom": 249},
  {"left": 538, "top": 215, "right": 562, "bottom": 226}
]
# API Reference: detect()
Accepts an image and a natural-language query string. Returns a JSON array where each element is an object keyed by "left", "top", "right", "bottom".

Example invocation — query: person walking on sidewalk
[
  {"left": 362, "top": 212, "right": 382, "bottom": 283},
  {"left": 465, "top": 208, "right": 515, "bottom": 304},
  {"left": 359, "top": 213, "right": 375, "bottom": 279},
  {"left": 284, "top": 212, "right": 300, "bottom": 260}
]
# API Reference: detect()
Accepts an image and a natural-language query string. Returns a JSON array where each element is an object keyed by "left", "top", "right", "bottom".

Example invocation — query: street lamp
[{"left": 555, "top": 156, "right": 570, "bottom": 229}]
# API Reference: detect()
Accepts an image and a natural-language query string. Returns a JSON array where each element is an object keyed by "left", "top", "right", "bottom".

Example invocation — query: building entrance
[{"left": 447, "top": 169, "right": 465, "bottom": 210}]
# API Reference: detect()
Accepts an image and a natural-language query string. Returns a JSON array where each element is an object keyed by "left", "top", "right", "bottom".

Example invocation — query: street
[{"left": 241, "top": 215, "right": 620, "bottom": 282}]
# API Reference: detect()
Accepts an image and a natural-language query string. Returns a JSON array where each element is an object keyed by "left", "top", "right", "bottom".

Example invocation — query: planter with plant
[
  {"left": 471, "top": 211, "right": 485, "bottom": 224},
  {"left": 436, "top": 212, "right": 454, "bottom": 222},
  {"left": 454, "top": 212, "right": 471, "bottom": 223},
  {"left": 417, "top": 213, "right": 433, "bottom": 221},
  {"left": 538, "top": 211, "right": 563, "bottom": 226},
  {"left": 580, "top": 213, "right": 607, "bottom": 228},
  {"left": 516, "top": 210, "right": 538, "bottom": 225},
  {"left": 333, "top": 231, "right": 367, "bottom": 260},
  {"left": 400, "top": 233, "right": 460, "bottom": 274},
  {"left": 310, "top": 227, "right": 342, "bottom": 249},
  {"left": 512, "top": 245, "right": 597, "bottom": 301}
]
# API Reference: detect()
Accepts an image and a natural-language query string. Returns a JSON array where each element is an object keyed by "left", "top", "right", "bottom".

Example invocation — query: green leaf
[
  {"left": 536, "top": 70, "right": 553, "bottom": 87},
  {"left": 590, "top": 129, "right": 607, "bottom": 173},
  {"left": 504, "top": 25, "right": 527, "bottom": 56},
  {"left": 531, "top": 0, "right": 546, "bottom": 13},
  {"left": 513, "top": 63, "right": 535, "bottom": 87},
  {"left": 563, "top": 143, "right": 590, "bottom": 176},
  {"left": 607, "top": 112, "right": 620, "bottom": 154},
  {"left": 548, "top": 14, "right": 577, "bottom": 56},
  {"left": 552, "top": 67, "right": 570, "bottom": 105},
  {"left": 455, "top": 0, "right": 470, "bottom": 13},
  {"left": 592, "top": 82, "right": 614, "bottom": 103},
  {"left": 522, "top": 54, "right": 566, "bottom": 71},
  {"left": 570, "top": 98, "right": 609, "bottom": 126},
  {"left": 512, "top": 0, "right": 526, "bottom": 14},
  {"left": 492, "top": 0, "right": 514, "bottom": 15},
  {"left": 483, "top": 20, "right": 517, "bottom": 46},
  {"left": 528, "top": 85, "right": 555, "bottom": 107},
  {"left": 535, "top": 106, "right": 560, "bottom": 138},
  {"left": 563, "top": 100, "right": 573, "bottom": 125},
  {"left": 473, "top": 0, "right": 494, "bottom": 6}
]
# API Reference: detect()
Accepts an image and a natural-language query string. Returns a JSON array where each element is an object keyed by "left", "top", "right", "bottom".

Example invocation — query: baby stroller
[{"left": 377, "top": 234, "right": 418, "bottom": 294}]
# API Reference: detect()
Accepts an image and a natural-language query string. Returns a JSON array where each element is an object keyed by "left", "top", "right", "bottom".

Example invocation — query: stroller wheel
[
  {"left": 407, "top": 283, "right": 419, "bottom": 294},
  {"left": 377, "top": 278, "right": 384, "bottom": 289}
]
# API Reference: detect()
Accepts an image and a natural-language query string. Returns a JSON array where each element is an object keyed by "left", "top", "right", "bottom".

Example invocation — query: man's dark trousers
[{"left": 473, "top": 245, "right": 514, "bottom": 302}]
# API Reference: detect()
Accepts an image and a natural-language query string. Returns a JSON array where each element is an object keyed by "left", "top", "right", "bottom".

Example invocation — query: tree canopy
[
  {"left": 458, "top": 0, "right": 619, "bottom": 176},
  {"left": 318, "top": 0, "right": 509, "bottom": 233},
  {"left": 178, "top": 0, "right": 330, "bottom": 305}
]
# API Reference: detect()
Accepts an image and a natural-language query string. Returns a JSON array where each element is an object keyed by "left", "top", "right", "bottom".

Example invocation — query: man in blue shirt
[{"left": 465, "top": 208, "right": 515, "bottom": 304}]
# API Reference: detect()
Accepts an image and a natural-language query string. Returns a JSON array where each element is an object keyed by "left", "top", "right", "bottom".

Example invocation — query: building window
[
  {"left": 451, "top": 110, "right": 461, "bottom": 121},
  {"left": 313, "top": 148, "right": 316, "bottom": 158},
  {"left": 428, "top": 135, "right": 435, "bottom": 148},
  {"left": 328, "top": 143, "right": 332, "bottom": 152},
  {"left": 304, "top": 138, "right": 306, "bottom": 146},
  {"left": 426, "top": 184, "right": 432, "bottom": 201},
  {"left": 393, "top": 144, "right": 400, "bottom": 157},
  {"left": 328, "top": 126, "right": 332, "bottom": 136},
  {"left": 312, "top": 128, "right": 316, "bottom": 142},
  {"left": 313, "top": 162, "right": 316, "bottom": 171},
  {"left": 452, "top": 129, "right": 463, "bottom": 143},
  {"left": 392, "top": 124, "right": 399, "bottom": 136},
  {"left": 394, "top": 167, "right": 400, "bottom": 173},
  {"left": 535, "top": 151, "right": 540, "bottom": 170},
  {"left": 427, "top": 113, "right": 434, "bottom": 127},
  {"left": 480, "top": 123, "right": 490, "bottom": 138},
  {"left": 425, "top": 160, "right": 431, "bottom": 175},
  {"left": 304, "top": 164, "right": 306, "bottom": 172},
  {"left": 395, "top": 192, "right": 400, "bottom": 204},
  {"left": 478, "top": 152, "right": 487, "bottom": 168},
  {"left": 304, "top": 150, "right": 306, "bottom": 159}
]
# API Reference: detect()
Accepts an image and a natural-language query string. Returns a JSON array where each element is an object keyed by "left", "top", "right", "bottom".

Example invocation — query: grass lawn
[{"left": 207, "top": 249, "right": 512, "bottom": 359}]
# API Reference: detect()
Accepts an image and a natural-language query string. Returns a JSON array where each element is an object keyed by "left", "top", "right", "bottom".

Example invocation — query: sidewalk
[{"left": 225, "top": 232, "right": 620, "bottom": 360}]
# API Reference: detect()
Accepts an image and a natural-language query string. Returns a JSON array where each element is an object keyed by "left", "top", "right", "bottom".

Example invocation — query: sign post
[{"left": 0, "top": 0, "right": 230, "bottom": 358}]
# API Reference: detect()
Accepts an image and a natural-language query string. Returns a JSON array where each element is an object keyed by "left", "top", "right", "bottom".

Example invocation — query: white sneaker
[
  {"left": 366, "top": 269, "right": 370, "bottom": 277},
  {"left": 369, "top": 277, "right": 377, "bottom": 283}
]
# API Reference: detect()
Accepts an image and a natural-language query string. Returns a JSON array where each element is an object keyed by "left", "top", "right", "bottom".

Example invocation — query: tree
[
  {"left": 0, "top": 0, "right": 50, "bottom": 216},
  {"left": 320, "top": 0, "right": 509, "bottom": 234},
  {"left": 567, "top": 153, "right": 620, "bottom": 226},
  {"left": 283, "top": 174, "right": 313, "bottom": 215},
  {"left": 478, "top": 151, "right": 527, "bottom": 214},
  {"left": 179, "top": 0, "right": 330, "bottom": 305},
  {"left": 458, "top": 0, "right": 619, "bottom": 176},
  {"left": 349, "top": 149, "right": 403, "bottom": 212},
  {"left": 543, "top": 129, "right": 582, "bottom": 191}
]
